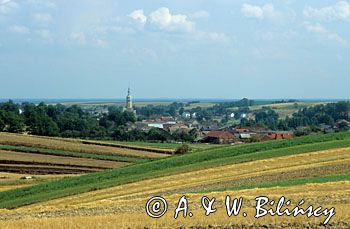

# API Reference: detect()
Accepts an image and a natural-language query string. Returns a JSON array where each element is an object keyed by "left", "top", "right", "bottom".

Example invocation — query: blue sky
[{"left": 0, "top": 0, "right": 349, "bottom": 99}]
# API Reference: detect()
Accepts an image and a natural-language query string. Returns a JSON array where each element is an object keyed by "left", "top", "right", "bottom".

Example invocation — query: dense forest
[{"left": 0, "top": 100, "right": 349, "bottom": 141}]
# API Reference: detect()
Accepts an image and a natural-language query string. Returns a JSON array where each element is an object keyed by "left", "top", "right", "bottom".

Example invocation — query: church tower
[{"left": 126, "top": 87, "right": 133, "bottom": 110}]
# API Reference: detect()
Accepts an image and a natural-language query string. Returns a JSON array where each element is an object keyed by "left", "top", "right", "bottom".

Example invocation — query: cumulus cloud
[
  {"left": 129, "top": 7, "right": 194, "bottom": 33},
  {"left": 127, "top": 7, "right": 229, "bottom": 43},
  {"left": 128, "top": 9, "right": 147, "bottom": 25},
  {"left": 36, "top": 29, "right": 53, "bottom": 42},
  {"left": 189, "top": 10, "right": 210, "bottom": 19},
  {"left": 303, "top": 22, "right": 347, "bottom": 46},
  {"left": 303, "top": 1, "right": 350, "bottom": 21},
  {"left": 34, "top": 13, "right": 52, "bottom": 25},
  {"left": 93, "top": 38, "right": 108, "bottom": 48},
  {"left": 70, "top": 32, "right": 86, "bottom": 45},
  {"left": 26, "top": 0, "right": 56, "bottom": 9},
  {"left": 207, "top": 32, "right": 230, "bottom": 43},
  {"left": 0, "top": 0, "right": 18, "bottom": 14},
  {"left": 148, "top": 7, "right": 194, "bottom": 32},
  {"left": 10, "top": 25, "right": 30, "bottom": 34},
  {"left": 241, "top": 3, "right": 275, "bottom": 19}
]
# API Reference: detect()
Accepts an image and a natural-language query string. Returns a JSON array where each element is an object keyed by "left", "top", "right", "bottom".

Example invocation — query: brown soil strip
[
  {"left": 1, "top": 147, "right": 136, "bottom": 163},
  {"left": 0, "top": 150, "right": 128, "bottom": 168},
  {"left": 80, "top": 140, "right": 175, "bottom": 155},
  {"left": 0, "top": 165, "right": 100, "bottom": 175},
  {"left": 0, "top": 160, "right": 107, "bottom": 170}
]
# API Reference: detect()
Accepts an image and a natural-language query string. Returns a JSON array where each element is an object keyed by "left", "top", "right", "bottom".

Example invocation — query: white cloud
[
  {"left": 34, "top": 13, "right": 52, "bottom": 25},
  {"left": 128, "top": 9, "right": 147, "bottom": 25},
  {"left": 10, "top": 25, "right": 30, "bottom": 34},
  {"left": 304, "top": 22, "right": 327, "bottom": 33},
  {"left": 189, "top": 10, "right": 210, "bottom": 19},
  {"left": 304, "top": 1, "right": 350, "bottom": 21},
  {"left": 36, "top": 29, "right": 52, "bottom": 42},
  {"left": 257, "top": 30, "right": 298, "bottom": 41},
  {"left": 93, "top": 38, "right": 108, "bottom": 48},
  {"left": 109, "top": 26, "right": 135, "bottom": 34},
  {"left": 128, "top": 7, "right": 228, "bottom": 43},
  {"left": 241, "top": 3, "right": 275, "bottom": 19},
  {"left": 26, "top": 0, "right": 56, "bottom": 9},
  {"left": 242, "top": 3, "right": 264, "bottom": 18},
  {"left": 96, "top": 26, "right": 135, "bottom": 35},
  {"left": 149, "top": 7, "right": 194, "bottom": 33},
  {"left": 303, "top": 22, "right": 347, "bottom": 46},
  {"left": 207, "top": 32, "right": 230, "bottom": 43},
  {"left": 0, "top": 0, "right": 18, "bottom": 14},
  {"left": 129, "top": 7, "right": 194, "bottom": 33},
  {"left": 70, "top": 32, "right": 86, "bottom": 45}
]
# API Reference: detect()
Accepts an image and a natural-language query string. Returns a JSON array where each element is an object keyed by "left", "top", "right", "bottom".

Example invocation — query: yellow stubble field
[
  {"left": 0, "top": 181, "right": 348, "bottom": 228},
  {"left": 0, "top": 147, "right": 349, "bottom": 228}
]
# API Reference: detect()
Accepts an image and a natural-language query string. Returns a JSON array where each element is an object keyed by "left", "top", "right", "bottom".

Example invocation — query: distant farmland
[{"left": 0, "top": 132, "right": 170, "bottom": 191}]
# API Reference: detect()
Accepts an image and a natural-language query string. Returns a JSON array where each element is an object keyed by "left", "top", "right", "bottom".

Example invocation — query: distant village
[
  {"left": 0, "top": 88, "right": 348, "bottom": 145},
  {"left": 82, "top": 88, "right": 297, "bottom": 145}
]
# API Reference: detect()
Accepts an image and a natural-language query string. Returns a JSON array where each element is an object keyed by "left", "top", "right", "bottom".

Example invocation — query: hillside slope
[{"left": 0, "top": 131, "right": 349, "bottom": 209}]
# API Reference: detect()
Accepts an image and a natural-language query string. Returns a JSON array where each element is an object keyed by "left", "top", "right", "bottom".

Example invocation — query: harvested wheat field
[
  {"left": 0, "top": 150, "right": 128, "bottom": 169},
  {"left": 0, "top": 172, "right": 79, "bottom": 192},
  {"left": 0, "top": 132, "right": 169, "bottom": 159},
  {"left": 23, "top": 147, "right": 348, "bottom": 207},
  {"left": 0, "top": 181, "right": 348, "bottom": 228},
  {"left": 0, "top": 132, "right": 349, "bottom": 228},
  {"left": 0, "top": 149, "right": 130, "bottom": 176}
]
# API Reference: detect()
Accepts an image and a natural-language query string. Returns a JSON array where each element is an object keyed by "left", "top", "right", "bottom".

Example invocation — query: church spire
[{"left": 126, "top": 86, "right": 133, "bottom": 110}]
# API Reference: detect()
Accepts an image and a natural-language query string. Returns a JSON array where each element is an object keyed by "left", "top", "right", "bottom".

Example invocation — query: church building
[{"left": 124, "top": 87, "right": 136, "bottom": 115}]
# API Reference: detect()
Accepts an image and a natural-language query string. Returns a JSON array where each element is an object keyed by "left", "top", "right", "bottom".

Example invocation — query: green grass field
[{"left": 0, "top": 131, "right": 349, "bottom": 209}]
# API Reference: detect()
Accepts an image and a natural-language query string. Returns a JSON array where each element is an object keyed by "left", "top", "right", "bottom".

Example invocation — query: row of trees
[
  {"left": 240, "top": 102, "right": 350, "bottom": 131},
  {"left": 0, "top": 100, "right": 198, "bottom": 142},
  {"left": 0, "top": 101, "right": 136, "bottom": 138}
]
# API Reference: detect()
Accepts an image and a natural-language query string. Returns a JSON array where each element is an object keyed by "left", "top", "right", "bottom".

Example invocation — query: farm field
[
  {"left": 248, "top": 101, "right": 335, "bottom": 119},
  {"left": 18, "top": 147, "right": 349, "bottom": 209},
  {"left": 0, "top": 132, "right": 170, "bottom": 193},
  {"left": 0, "top": 172, "right": 78, "bottom": 192},
  {"left": 0, "top": 132, "right": 349, "bottom": 209},
  {"left": 109, "top": 140, "right": 222, "bottom": 151},
  {"left": 0, "top": 132, "right": 171, "bottom": 159},
  {"left": 0, "top": 132, "right": 349, "bottom": 228},
  {"left": 59, "top": 101, "right": 174, "bottom": 107},
  {"left": 1, "top": 181, "right": 346, "bottom": 228}
]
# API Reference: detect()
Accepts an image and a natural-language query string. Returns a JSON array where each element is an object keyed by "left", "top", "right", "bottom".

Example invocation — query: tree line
[
  {"left": 0, "top": 100, "right": 348, "bottom": 142},
  {"left": 0, "top": 101, "right": 198, "bottom": 142},
  {"left": 241, "top": 102, "right": 350, "bottom": 133}
]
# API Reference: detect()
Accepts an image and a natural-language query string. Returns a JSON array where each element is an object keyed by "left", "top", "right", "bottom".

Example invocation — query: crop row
[
  {"left": 0, "top": 132, "right": 167, "bottom": 159},
  {"left": 0, "top": 145, "right": 149, "bottom": 164},
  {"left": 42, "top": 147, "right": 348, "bottom": 207},
  {"left": 0, "top": 131, "right": 349, "bottom": 209}
]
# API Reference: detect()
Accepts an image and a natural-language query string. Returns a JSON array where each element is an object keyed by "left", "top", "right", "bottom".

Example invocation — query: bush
[{"left": 175, "top": 144, "right": 191, "bottom": 154}]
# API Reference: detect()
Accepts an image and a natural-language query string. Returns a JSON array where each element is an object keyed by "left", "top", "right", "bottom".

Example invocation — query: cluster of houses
[
  {"left": 86, "top": 89, "right": 296, "bottom": 144},
  {"left": 202, "top": 126, "right": 294, "bottom": 144},
  {"left": 126, "top": 115, "right": 294, "bottom": 144}
]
